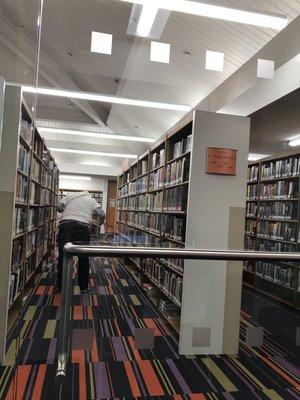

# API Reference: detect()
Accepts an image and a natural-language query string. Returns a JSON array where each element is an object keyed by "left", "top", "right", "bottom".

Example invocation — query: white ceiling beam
[{"left": 0, "top": 14, "right": 106, "bottom": 126}]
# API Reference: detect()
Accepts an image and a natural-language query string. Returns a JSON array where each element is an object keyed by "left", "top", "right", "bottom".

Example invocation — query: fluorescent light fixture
[
  {"left": 80, "top": 161, "right": 111, "bottom": 167},
  {"left": 137, "top": 2, "right": 159, "bottom": 37},
  {"left": 50, "top": 147, "right": 137, "bottom": 159},
  {"left": 60, "top": 175, "right": 92, "bottom": 181},
  {"left": 150, "top": 41, "right": 170, "bottom": 63},
  {"left": 38, "top": 127, "right": 155, "bottom": 143},
  {"left": 257, "top": 59, "right": 274, "bottom": 79},
  {"left": 91, "top": 31, "right": 113, "bottom": 55},
  {"left": 21, "top": 85, "right": 191, "bottom": 112},
  {"left": 119, "top": 0, "right": 288, "bottom": 30},
  {"left": 248, "top": 153, "right": 269, "bottom": 161},
  {"left": 205, "top": 50, "right": 224, "bottom": 72},
  {"left": 288, "top": 137, "right": 300, "bottom": 147}
]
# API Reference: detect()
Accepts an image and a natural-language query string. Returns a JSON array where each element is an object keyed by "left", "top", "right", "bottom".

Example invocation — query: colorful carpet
[{"left": 0, "top": 257, "right": 299, "bottom": 400}]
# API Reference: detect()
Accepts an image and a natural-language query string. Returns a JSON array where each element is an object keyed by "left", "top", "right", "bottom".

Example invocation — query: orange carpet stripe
[
  {"left": 144, "top": 318, "right": 162, "bottom": 336},
  {"left": 190, "top": 394, "right": 206, "bottom": 399},
  {"left": 72, "top": 349, "right": 85, "bottom": 364},
  {"left": 173, "top": 396, "right": 184, "bottom": 400},
  {"left": 31, "top": 364, "right": 47, "bottom": 399},
  {"left": 114, "top": 319, "right": 122, "bottom": 337},
  {"left": 53, "top": 294, "right": 61, "bottom": 306},
  {"left": 6, "top": 365, "right": 31, "bottom": 400},
  {"left": 79, "top": 362, "right": 87, "bottom": 400},
  {"left": 137, "top": 360, "right": 164, "bottom": 396},
  {"left": 91, "top": 338, "right": 99, "bottom": 363},
  {"left": 262, "top": 357, "right": 300, "bottom": 389},
  {"left": 35, "top": 286, "right": 46, "bottom": 295},
  {"left": 130, "top": 305, "right": 138, "bottom": 319},
  {"left": 93, "top": 294, "right": 98, "bottom": 306},
  {"left": 87, "top": 306, "right": 93, "bottom": 320},
  {"left": 128, "top": 336, "right": 142, "bottom": 361},
  {"left": 124, "top": 361, "right": 141, "bottom": 397},
  {"left": 74, "top": 305, "right": 83, "bottom": 320}
]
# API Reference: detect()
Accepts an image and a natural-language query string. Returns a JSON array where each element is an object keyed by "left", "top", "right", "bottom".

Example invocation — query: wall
[{"left": 59, "top": 176, "right": 110, "bottom": 214}]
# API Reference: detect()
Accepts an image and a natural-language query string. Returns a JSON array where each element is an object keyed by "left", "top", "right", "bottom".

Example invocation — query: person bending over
[{"left": 56, "top": 191, "right": 105, "bottom": 293}]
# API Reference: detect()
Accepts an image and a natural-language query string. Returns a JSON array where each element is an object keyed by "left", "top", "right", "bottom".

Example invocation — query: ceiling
[{"left": 0, "top": 0, "right": 300, "bottom": 175}]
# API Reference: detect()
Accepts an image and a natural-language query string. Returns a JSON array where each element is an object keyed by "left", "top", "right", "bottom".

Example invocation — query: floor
[{"left": 0, "top": 256, "right": 299, "bottom": 400}]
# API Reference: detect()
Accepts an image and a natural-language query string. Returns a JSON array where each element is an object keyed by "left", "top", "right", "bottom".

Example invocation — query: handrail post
[{"left": 56, "top": 245, "right": 73, "bottom": 385}]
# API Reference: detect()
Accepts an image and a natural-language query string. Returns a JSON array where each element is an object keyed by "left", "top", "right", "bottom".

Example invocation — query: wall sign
[{"left": 206, "top": 147, "right": 237, "bottom": 176}]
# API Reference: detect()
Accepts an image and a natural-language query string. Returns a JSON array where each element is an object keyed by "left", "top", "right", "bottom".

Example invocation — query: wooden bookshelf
[
  {"left": 58, "top": 189, "right": 103, "bottom": 237},
  {"left": 245, "top": 152, "right": 300, "bottom": 309},
  {"left": 116, "top": 111, "right": 250, "bottom": 355},
  {"left": 0, "top": 85, "right": 59, "bottom": 361}
]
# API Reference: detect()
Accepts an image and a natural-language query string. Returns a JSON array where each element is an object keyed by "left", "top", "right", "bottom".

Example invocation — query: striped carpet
[{"left": 1, "top": 257, "right": 299, "bottom": 400}]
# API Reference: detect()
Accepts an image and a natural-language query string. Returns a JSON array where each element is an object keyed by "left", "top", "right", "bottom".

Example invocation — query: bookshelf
[
  {"left": 58, "top": 189, "right": 103, "bottom": 237},
  {"left": 116, "top": 110, "right": 250, "bottom": 355},
  {"left": 244, "top": 152, "right": 300, "bottom": 309},
  {"left": 0, "top": 85, "right": 59, "bottom": 361}
]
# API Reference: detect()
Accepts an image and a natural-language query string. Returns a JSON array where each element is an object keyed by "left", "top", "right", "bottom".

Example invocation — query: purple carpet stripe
[
  {"left": 191, "top": 360, "right": 218, "bottom": 392},
  {"left": 286, "top": 388, "right": 300, "bottom": 399},
  {"left": 273, "top": 356, "right": 300, "bottom": 379},
  {"left": 24, "top": 364, "right": 37, "bottom": 400},
  {"left": 93, "top": 362, "right": 112, "bottom": 399},
  {"left": 223, "top": 392, "right": 236, "bottom": 400},
  {"left": 166, "top": 359, "right": 191, "bottom": 394},
  {"left": 47, "top": 338, "right": 57, "bottom": 364},
  {"left": 111, "top": 337, "right": 127, "bottom": 361},
  {"left": 23, "top": 339, "right": 33, "bottom": 364},
  {"left": 37, "top": 295, "right": 44, "bottom": 306}
]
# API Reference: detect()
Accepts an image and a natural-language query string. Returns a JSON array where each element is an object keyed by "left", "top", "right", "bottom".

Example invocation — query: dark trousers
[{"left": 57, "top": 221, "right": 91, "bottom": 291}]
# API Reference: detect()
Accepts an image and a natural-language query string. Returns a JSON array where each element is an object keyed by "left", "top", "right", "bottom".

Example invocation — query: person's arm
[{"left": 57, "top": 196, "right": 67, "bottom": 213}]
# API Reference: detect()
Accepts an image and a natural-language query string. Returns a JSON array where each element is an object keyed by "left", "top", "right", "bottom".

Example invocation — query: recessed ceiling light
[
  {"left": 39, "top": 127, "right": 155, "bottom": 143},
  {"left": 248, "top": 153, "right": 269, "bottom": 161},
  {"left": 288, "top": 137, "right": 300, "bottom": 147},
  {"left": 21, "top": 85, "right": 191, "bottom": 112},
  {"left": 60, "top": 175, "right": 92, "bottom": 181},
  {"left": 49, "top": 147, "right": 137, "bottom": 159},
  {"left": 91, "top": 31, "right": 113, "bottom": 55},
  {"left": 150, "top": 41, "right": 170, "bottom": 63},
  {"left": 119, "top": 0, "right": 288, "bottom": 30},
  {"left": 80, "top": 161, "right": 111, "bottom": 167},
  {"left": 257, "top": 59, "right": 275, "bottom": 79},
  {"left": 205, "top": 50, "right": 224, "bottom": 72}
]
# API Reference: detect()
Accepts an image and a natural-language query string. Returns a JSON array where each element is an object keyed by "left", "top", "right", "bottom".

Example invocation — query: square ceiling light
[
  {"left": 257, "top": 59, "right": 274, "bottom": 79},
  {"left": 150, "top": 41, "right": 170, "bottom": 63},
  {"left": 91, "top": 31, "right": 112, "bottom": 55},
  {"left": 205, "top": 50, "right": 224, "bottom": 72}
]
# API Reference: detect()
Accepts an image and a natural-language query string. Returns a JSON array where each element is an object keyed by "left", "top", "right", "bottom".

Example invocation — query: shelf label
[{"left": 206, "top": 147, "right": 237, "bottom": 175}]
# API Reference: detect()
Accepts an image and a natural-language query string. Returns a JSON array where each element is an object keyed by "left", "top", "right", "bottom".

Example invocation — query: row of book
[
  {"left": 158, "top": 299, "right": 180, "bottom": 321},
  {"left": 16, "top": 176, "right": 29, "bottom": 203},
  {"left": 149, "top": 168, "right": 164, "bottom": 191},
  {"left": 161, "top": 215, "right": 185, "bottom": 242},
  {"left": 246, "top": 184, "right": 259, "bottom": 200},
  {"left": 165, "top": 157, "right": 189, "bottom": 186},
  {"left": 172, "top": 134, "right": 192, "bottom": 160},
  {"left": 18, "top": 144, "right": 30, "bottom": 175},
  {"left": 117, "top": 224, "right": 161, "bottom": 247},
  {"left": 245, "top": 236, "right": 297, "bottom": 252},
  {"left": 31, "top": 157, "right": 41, "bottom": 182},
  {"left": 248, "top": 165, "right": 259, "bottom": 182},
  {"left": 257, "top": 221, "right": 297, "bottom": 242},
  {"left": 258, "top": 202, "right": 298, "bottom": 220},
  {"left": 141, "top": 259, "right": 182, "bottom": 305},
  {"left": 151, "top": 148, "right": 165, "bottom": 170},
  {"left": 163, "top": 187, "right": 187, "bottom": 211},
  {"left": 41, "top": 188, "right": 53, "bottom": 205},
  {"left": 256, "top": 262, "right": 293, "bottom": 288},
  {"left": 246, "top": 202, "right": 257, "bottom": 217},
  {"left": 245, "top": 219, "right": 256, "bottom": 235},
  {"left": 41, "top": 169, "right": 53, "bottom": 189},
  {"left": 260, "top": 157, "right": 300, "bottom": 180},
  {"left": 160, "top": 240, "right": 184, "bottom": 273},
  {"left": 14, "top": 207, "right": 27, "bottom": 235},
  {"left": 9, "top": 267, "right": 23, "bottom": 306},
  {"left": 260, "top": 181, "right": 298, "bottom": 200}
]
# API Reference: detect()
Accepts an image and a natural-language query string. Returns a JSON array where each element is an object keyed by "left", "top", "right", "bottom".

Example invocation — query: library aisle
[{"left": 1, "top": 255, "right": 299, "bottom": 400}]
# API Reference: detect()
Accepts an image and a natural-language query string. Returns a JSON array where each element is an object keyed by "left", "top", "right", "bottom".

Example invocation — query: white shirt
[{"left": 59, "top": 191, "right": 103, "bottom": 225}]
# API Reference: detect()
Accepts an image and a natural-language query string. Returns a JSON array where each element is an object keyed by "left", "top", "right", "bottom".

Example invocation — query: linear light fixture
[
  {"left": 248, "top": 154, "right": 269, "bottom": 161},
  {"left": 50, "top": 147, "right": 137, "bottom": 159},
  {"left": 80, "top": 161, "right": 111, "bottom": 167},
  {"left": 60, "top": 175, "right": 92, "bottom": 181},
  {"left": 288, "top": 137, "right": 300, "bottom": 147},
  {"left": 120, "top": 0, "right": 288, "bottom": 30},
  {"left": 21, "top": 85, "right": 191, "bottom": 112},
  {"left": 137, "top": 2, "right": 159, "bottom": 36},
  {"left": 39, "top": 127, "right": 155, "bottom": 143}
]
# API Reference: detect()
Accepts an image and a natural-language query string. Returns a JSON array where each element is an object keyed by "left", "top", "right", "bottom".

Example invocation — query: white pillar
[{"left": 0, "top": 77, "right": 5, "bottom": 153}]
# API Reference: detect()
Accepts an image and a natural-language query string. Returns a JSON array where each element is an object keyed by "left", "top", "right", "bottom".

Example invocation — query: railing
[{"left": 56, "top": 243, "right": 300, "bottom": 385}]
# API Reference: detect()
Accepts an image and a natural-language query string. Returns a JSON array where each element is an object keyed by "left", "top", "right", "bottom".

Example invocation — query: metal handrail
[{"left": 56, "top": 243, "right": 300, "bottom": 384}]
